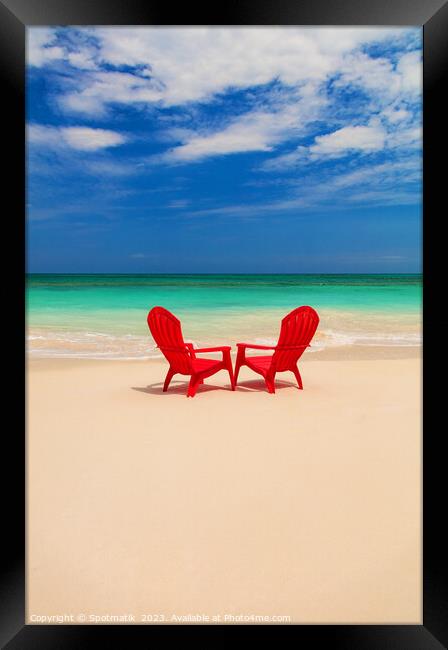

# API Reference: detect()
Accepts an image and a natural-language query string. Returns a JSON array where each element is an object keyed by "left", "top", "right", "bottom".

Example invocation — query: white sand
[{"left": 27, "top": 354, "right": 421, "bottom": 624}]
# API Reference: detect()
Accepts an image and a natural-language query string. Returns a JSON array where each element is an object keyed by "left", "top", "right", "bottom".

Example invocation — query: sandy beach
[{"left": 27, "top": 350, "right": 421, "bottom": 624}]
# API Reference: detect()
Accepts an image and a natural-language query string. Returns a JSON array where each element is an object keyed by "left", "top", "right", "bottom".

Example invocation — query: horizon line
[{"left": 26, "top": 271, "right": 422, "bottom": 276}]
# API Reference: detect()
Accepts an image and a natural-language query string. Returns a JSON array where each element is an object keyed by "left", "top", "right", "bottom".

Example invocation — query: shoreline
[
  {"left": 26, "top": 304, "right": 422, "bottom": 361},
  {"left": 27, "top": 344, "right": 422, "bottom": 365}
]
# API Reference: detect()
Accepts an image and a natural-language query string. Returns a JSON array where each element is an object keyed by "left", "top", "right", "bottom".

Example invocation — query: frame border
[{"left": 2, "top": 0, "right": 446, "bottom": 646}]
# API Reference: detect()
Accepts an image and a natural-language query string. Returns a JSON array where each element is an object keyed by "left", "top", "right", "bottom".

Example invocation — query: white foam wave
[
  {"left": 320, "top": 329, "right": 421, "bottom": 348},
  {"left": 26, "top": 326, "right": 422, "bottom": 360}
]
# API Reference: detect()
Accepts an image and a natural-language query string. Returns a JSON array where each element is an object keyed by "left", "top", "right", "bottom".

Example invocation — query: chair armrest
[
  {"left": 236, "top": 343, "right": 276, "bottom": 350},
  {"left": 236, "top": 343, "right": 310, "bottom": 351},
  {"left": 157, "top": 344, "right": 191, "bottom": 352},
  {"left": 157, "top": 343, "right": 198, "bottom": 358},
  {"left": 194, "top": 346, "right": 231, "bottom": 353}
]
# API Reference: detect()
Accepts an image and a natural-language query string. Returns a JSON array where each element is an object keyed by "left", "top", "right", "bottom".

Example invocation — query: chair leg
[
  {"left": 223, "top": 353, "right": 235, "bottom": 390},
  {"left": 234, "top": 350, "right": 245, "bottom": 386},
  {"left": 227, "top": 363, "right": 235, "bottom": 390},
  {"left": 292, "top": 366, "right": 303, "bottom": 390},
  {"left": 187, "top": 374, "right": 201, "bottom": 398},
  {"left": 163, "top": 368, "right": 175, "bottom": 392},
  {"left": 265, "top": 373, "right": 276, "bottom": 394},
  {"left": 234, "top": 361, "right": 241, "bottom": 386}
]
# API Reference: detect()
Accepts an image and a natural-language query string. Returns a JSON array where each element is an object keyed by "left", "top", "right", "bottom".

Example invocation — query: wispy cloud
[
  {"left": 159, "top": 86, "right": 326, "bottom": 163},
  {"left": 28, "top": 124, "right": 127, "bottom": 151},
  {"left": 166, "top": 199, "right": 190, "bottom": 209},
  {"left": 183, "top": 155, "right": 421, "bottom": 219},
  {"left": 61, "top": 126, "right": 126, "bottom": 151},
  {"left": 310, "top": 123, "right": 386, "bottom": 155}
]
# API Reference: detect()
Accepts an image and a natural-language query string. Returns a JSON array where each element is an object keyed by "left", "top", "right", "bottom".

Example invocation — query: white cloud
[
  {"left": 29, "top": 27, "right": 415, "bottom": 116},
  {"left": 382, "top": 107, "right": 411, "bottom": 123},
  {"left": 66, "top": 50, "right": 97, "bottom": 70},
  {"left": 165, "top": 109, "right": 295, "bottom": 161},
  {"left": 335, "top": 48, "right": 421, "bottom": 104},
  {"left": 27, "top": 124, "right": 127, "bottom": 151},
  {"left": 27, "top": 124, "right": 61, "bottom": 147},
  {"left": 396, "top": 51, "right": 422, "bottom": 94},
  {"left": 310, "top": 124, "right": 386, "bottom": 155},
  {"left": 258, "top": 147, "right": 307, "bottom": 172},
  {"left": 336, "top": 51, "right": 399, "bottom": 99},
  {"left": 93, "top": 27, "right": 411, "bottom": 106},
  {"left": 161, "top": 85, "right": 325, "bottom": 162},
  {"left": 61, "top": 127, "right": 126, "bottom": 150},
  {"left": 60, "top": 71, "right": 163, "bottom": 116},
  {"left": 27, "top": 28, "right": 64, "bottom": 67}
]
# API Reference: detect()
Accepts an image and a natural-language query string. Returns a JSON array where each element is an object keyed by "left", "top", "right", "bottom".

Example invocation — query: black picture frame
[{"left": 2, "top": 0, "right": 446, "bottom": 646}]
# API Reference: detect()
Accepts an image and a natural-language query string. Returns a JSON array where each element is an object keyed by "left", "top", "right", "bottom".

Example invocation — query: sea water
[{"left": 26, "top": 274, "right": 422, "bottom": 359}]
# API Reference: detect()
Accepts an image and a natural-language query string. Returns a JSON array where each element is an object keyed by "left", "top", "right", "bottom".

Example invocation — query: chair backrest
[
  {"left": 147, "top": 306, "right": 193, "bottom": 374},
  {"left": 272, "top": 306, "right": 319, "bottom": 371}
]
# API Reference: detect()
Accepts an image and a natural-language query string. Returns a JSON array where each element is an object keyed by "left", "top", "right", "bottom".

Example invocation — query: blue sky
[{"left": 27, "top": 27, "right": 422, "bottom": 273}]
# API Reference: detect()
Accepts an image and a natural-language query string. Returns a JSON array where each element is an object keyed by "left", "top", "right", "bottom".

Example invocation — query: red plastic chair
[
  {"left": 234, "top": 306, "right": 319, "bottom": 394},
  {"left": 147, "top": 306, "right": 235, "bottom": 397}
]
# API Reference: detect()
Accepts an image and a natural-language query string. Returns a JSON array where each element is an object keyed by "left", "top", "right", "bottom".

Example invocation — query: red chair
[
  {"left": 234, "top": 306, "right": 319, "bottom": 394},
  {"left": 147, "top": 306, "right": 235, "bottom": 397}
]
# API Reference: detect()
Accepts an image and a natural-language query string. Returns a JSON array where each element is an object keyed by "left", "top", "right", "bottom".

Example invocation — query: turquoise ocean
[{"left": 27, "top": 274, "right": 422, "bottom": 359}]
